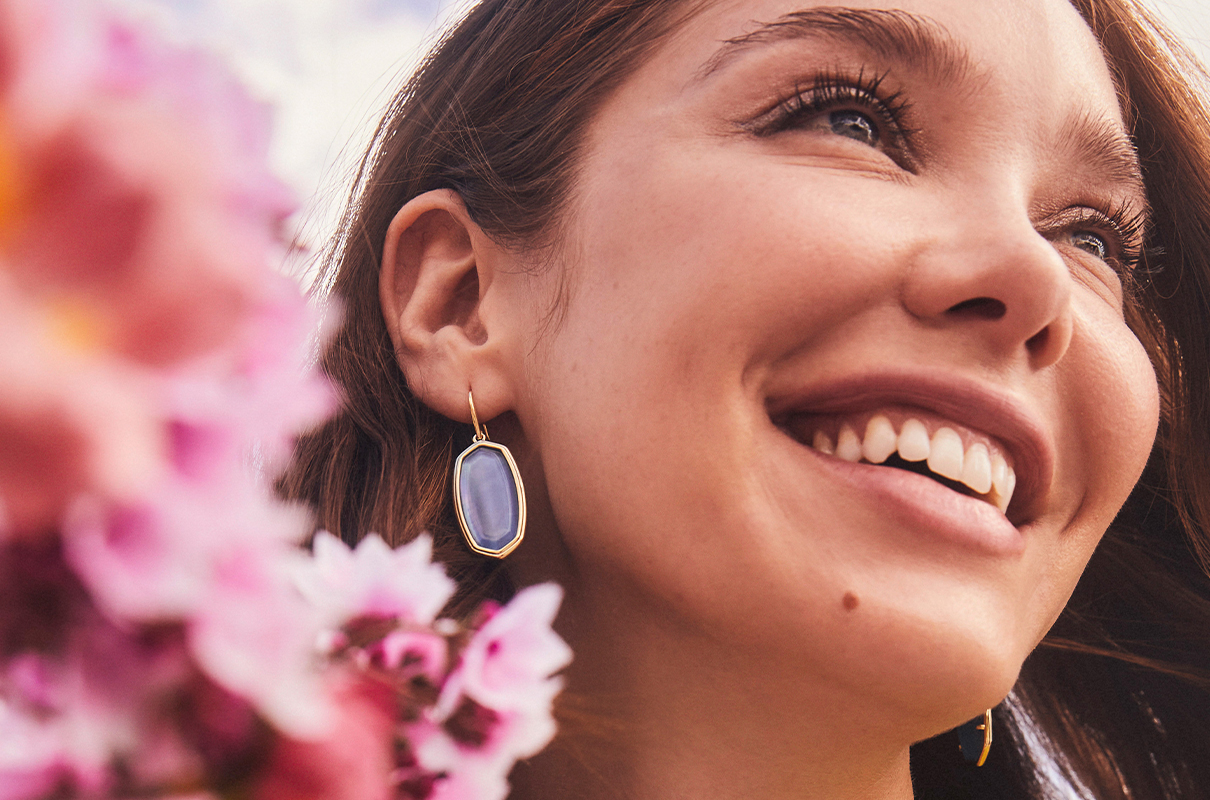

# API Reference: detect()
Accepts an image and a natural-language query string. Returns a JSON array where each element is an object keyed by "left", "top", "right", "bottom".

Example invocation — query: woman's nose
[{"left": 900, "top": 214, "right": 1074, "bottom": 371}]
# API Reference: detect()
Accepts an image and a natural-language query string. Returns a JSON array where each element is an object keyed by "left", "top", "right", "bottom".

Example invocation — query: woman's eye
[
  {"left": 748, "top": 70, "right": 914, "bottom": 169},
  {"left": 1044, "top": 205, "right": 1146, "bottom": 273},
  {"left": 827, "top": 110, "right": 879, "bottom": 146},
  {"left": 1071, "top": 230, "right": 1109, "bottom": 261}
]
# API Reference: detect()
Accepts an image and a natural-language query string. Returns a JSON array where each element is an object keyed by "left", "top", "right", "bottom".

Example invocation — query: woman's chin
[{"left": 813, "top": 597, "right": 1029, "bottom": 740}]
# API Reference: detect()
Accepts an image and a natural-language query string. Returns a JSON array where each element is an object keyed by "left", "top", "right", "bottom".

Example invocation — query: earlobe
[{"left": 379, "top": 189, "right": 514, "bottom": 425}]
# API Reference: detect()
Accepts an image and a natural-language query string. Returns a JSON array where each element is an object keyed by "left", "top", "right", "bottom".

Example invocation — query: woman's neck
[{"left": 509, "top": 586, "right": 917, "bottom": 800}]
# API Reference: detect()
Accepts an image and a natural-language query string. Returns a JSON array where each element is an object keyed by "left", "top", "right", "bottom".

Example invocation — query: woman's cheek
[
  {"left": 1070, "top": 302, "right": 1159, "bottom": 522},
  {"left": 1032, "top": 304, "right": 1159, "bottom": 627}
]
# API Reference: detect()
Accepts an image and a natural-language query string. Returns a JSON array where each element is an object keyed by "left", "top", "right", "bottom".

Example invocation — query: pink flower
[
  {"left": 447, "top": 583, "right": 571, "bottom": 715},
  {"left": 63, "top": 485, "right": 310, "bottom": 623},
  {"left": 426, "top": 767, "right": 510, "bottom": 800},
  {"left": 0, "top": 0, "right": 101, "bottom": 138},
  {"left": 63, "top": 496, "right": 210, "bottom": 621},
  {"left": 409, "top": 585, "right": 570, "bottom": 799},
  {"left": 0, "top": 697, "right": 65, "bottom": 800},
  {"left": 0, "top": 618, "right": 206, "bottom": 798},
  {"left": 58, "top": 618, "right": 196, "bottom": 791},
  {"left": 405, "top": 704, "right": 550, "bottom": 800},
  {"left": 410, "top": 703, "right": 558, "bottom": 800},
  {"left": 0, "top": 4, "right": 578, "bottom": 798},
  {"left": 0, "top": 277, "right": 161, "bottom": 535},
  {"left": 369, "top": 630, "right": 448, "bottom": 683},
  {"left": 63, "top": 482, "right": 333, "bottom": 738},
  {"left": 230, "top": 284, "right": 338, "bottom": 475},
  {"left": 161, "top": 281, "right": 337, "bottom": 487},
  {"left": 0, "top": 0, "right": 320, "bottom": 536},
  {"left": 0, "top": 0, "right": 295, "bottom": 368},
  {"left": 186, "top": 541, "right": 333, "bottom": 739},
  {"left": 252, "top": 677, "right": 394, "bottom": 800},
  {"left": 0, "top": 0, "right": 382, "bottom": 794},
  {"left": 295, "top": 532, "right": 457, "bottom": 631},
  {"left": 4, "top": 106, "right": 279, "bottom": 367}
]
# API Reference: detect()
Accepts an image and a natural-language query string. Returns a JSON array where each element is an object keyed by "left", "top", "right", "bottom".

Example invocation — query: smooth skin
[{"left": 380, "top": 0, "right": 1160, "bottom": 797}]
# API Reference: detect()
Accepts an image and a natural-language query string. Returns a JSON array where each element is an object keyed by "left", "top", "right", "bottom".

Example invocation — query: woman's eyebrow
[
  {"left": 1058, "top": 111, "right": 1147, "bottom": 208},
  {"left": 694, "top": 7, "right": 977, "bottom": 85}
]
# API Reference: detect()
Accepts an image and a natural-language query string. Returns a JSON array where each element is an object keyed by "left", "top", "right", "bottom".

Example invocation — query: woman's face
[{"left": 501, "top": 0, "right": 1159, "bottom": 723}]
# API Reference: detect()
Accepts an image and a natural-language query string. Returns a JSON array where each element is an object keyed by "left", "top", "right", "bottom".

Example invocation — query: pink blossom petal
[
  {"left": 415, "top": 696, "right": 560, "bottom": 777},
  {"left": 156, "top": 284, "right": 336, "bottom": 490},
  {"left": 251, "top": 678, "right": 393, "bottom": 800},
  {"left": 2, "top": 4, "right": 297, "bottom": 368},
  {"left": 0, "top": 279, "right": 161, "bottom": 534},
  {"left": 0, "top": 697, "right": 65, "bottom": 800},
  {"left": 457, "top": 583, "right": 571, "bottom": 713},
  {"left": 295, "top": 532, "right": 457, "bottom": 629},
  {"left": 64, "top": 483, "right": 311, "bottom": 623},
  {"left": 427, "top": 769, "right": 510, "bottom": 800},
  {"left": 372, "top": 630, "right": 448, "bottom": 682},
  {"left": 64, "top": 498, "right": 204, "bottom": 620},
  {"left": 408, "top": 585, "right": 569, "bottom": 797},
  {"left": 187, "top": 543, "right": 333, "bottom": 738}
]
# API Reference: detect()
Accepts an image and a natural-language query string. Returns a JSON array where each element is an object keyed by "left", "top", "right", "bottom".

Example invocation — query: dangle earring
[
  {"left": 452, "top": 391, "right": 526, "bottom": 558},
  {"left": 957, "top": 709, "right": 993, "bottom": 767}
]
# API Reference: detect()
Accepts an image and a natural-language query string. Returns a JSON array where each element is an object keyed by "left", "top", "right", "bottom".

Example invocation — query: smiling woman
[{"left": 281, "top": 0, "right": 1210, "bottom": 798}]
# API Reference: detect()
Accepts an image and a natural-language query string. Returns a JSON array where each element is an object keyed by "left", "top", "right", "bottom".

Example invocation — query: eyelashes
[
  {"left": 1035, "top": 202, "right": 1147, "bottom": 276},
  {"left": 744, "top": 68, "right": 1149, "bottom": 275},
  {"left": 1064, "top": 203, "right": 1147, "bottom": 273},
  {"left": 748, "top": 68, "right": 917, "bottom": 169},
  {"left": 1108, "top": 205, "right": 1148, "bottom": 271}
]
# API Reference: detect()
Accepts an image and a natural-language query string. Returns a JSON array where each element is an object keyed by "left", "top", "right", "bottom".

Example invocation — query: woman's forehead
[{"left": 643, "top": 0, "right": 1122, "bottom": 120}]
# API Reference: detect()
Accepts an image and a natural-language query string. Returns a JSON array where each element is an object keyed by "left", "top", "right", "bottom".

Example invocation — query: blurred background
[{"left": 110, "top": 0, "right": 1210, "bottom": 271}]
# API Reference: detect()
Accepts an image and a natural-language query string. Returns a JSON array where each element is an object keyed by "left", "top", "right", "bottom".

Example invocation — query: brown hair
[
  {"left": 283, "top": 0, "right": 702, "bottom": 612},
  {"left": 281, "top": 0, "right": 1210, "bottom": 796}
]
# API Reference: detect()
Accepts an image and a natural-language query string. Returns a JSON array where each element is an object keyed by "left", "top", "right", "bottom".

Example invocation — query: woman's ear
[{"left": 380, "top": 189, "right": 515, "bottom": 425}]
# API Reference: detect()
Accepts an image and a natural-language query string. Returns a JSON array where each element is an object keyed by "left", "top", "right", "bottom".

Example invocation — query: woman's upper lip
[{"left": 765, "top": 370, "right": 1054, "bottom": 524}]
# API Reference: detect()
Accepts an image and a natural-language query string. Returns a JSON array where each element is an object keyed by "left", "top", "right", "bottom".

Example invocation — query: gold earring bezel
[
  {"left": 974, "top": 708, "right": 993, "bottom": 767},
  {"left": 452, "top": 439, "right": 526, "bottom": 558}
]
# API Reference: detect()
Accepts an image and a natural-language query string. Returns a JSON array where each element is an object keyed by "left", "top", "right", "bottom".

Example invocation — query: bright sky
[{"left": 113, "top": 0, "right": 1210, "bottom": 263}]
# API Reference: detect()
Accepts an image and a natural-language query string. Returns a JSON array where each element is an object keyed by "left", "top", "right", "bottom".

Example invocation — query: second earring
[
  {"left": 957, "top": 708, "right": 993, "bottom": 767},
  {"left": 452, "top": 391, "right": 527, "bottom": 558}
]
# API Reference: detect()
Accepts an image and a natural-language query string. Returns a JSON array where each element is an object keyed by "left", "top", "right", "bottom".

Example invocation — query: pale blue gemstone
[{"left": 459, "top": 445, "right": 521, "bottom": 552}]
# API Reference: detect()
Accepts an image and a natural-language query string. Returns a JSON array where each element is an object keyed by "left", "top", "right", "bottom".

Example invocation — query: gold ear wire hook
[{"left": 468, "top": 390, "right": 488, "bottom": 441}]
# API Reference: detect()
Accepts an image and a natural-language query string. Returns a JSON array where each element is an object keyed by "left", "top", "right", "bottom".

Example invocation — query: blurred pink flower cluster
[{"left": 0, "top": 1, "right": 570, "bottom": 798}]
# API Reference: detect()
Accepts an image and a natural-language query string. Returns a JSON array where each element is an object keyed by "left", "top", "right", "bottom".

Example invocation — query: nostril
[
  {"left": 1026, "top": 326, "right": 1050, "bottom": 355},
  {"left": 946, "top": 297, "right": 1007, "bottom": 320}
]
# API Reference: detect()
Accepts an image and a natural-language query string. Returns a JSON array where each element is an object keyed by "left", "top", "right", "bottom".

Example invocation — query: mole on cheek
[{"left": 842, "top": 592, "right": 859, "bottom": 611}]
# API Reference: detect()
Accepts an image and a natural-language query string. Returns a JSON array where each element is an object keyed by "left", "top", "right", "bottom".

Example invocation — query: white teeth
[
  {"left": 991, "top": 452, "right": 1008, "bottom": 491},
  {"left": 992, "top": 462, "right": 1017, "bottom": 513},
  {"left": 804, "top": 415, "right": 1018, "bottom": 515},
  {"left": 836, "top": 424, "right": 863, "bottom": 462},
  {"left": 927, "top": 427, "right": 965, "bottom": 482},
  {"left": 991, "top": 452, "right": 1012, "bottom": 512},
  {"left": 862, "top": 415, "right": 897, "bottom": 464},
  {"left": 960, "top": 443, "right": 993, "bottom": 495},
  {"left": 897, "top": 418, "right": 931, "bottom": 462}
]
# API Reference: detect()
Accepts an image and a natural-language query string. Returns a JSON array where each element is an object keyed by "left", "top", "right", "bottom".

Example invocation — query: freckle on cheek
[{"left": 843, "top": 592, "right": 859, "bottom": 611}]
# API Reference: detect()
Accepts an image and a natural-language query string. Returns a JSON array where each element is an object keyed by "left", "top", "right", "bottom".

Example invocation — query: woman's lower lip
[{"left": 801, "top": 443, "right": 1026, "bottom": 557}]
